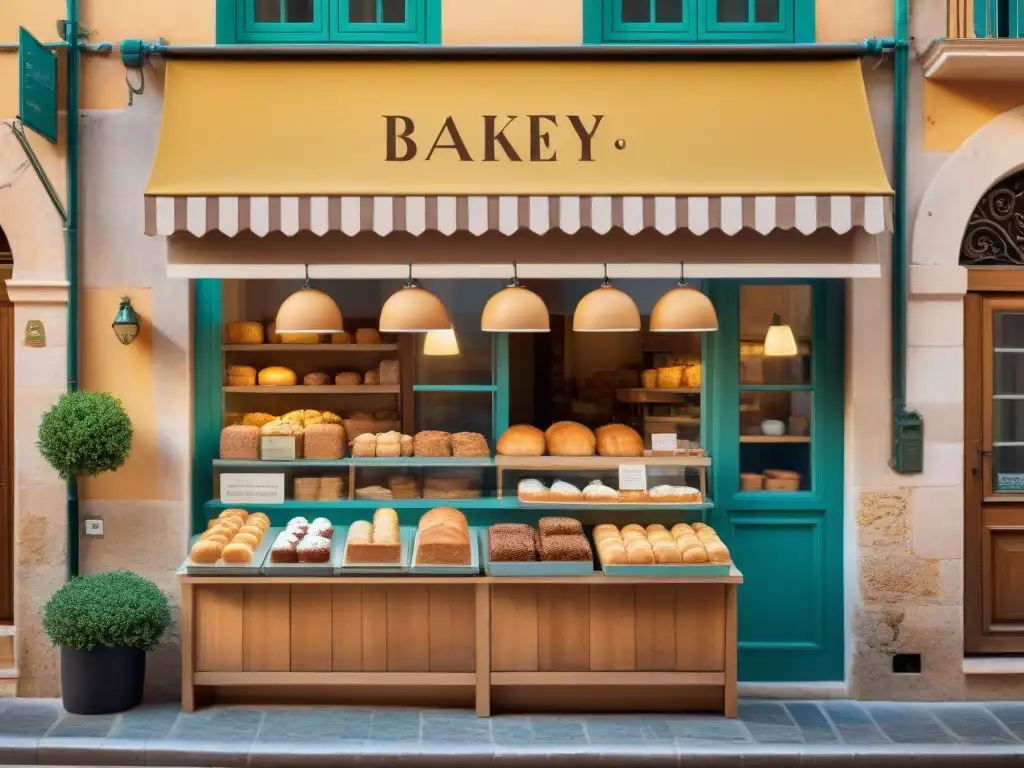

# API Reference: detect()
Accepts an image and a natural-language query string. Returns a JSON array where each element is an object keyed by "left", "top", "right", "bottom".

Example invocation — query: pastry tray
[
  {"left": 183, "top": 528, "right": 281, "bottom": 576},
  {"left": 480, "top": 529, "right": 595, "bottom": 577},
  {"left": 262, "top": 533, "right": 345, "bottom": 576},
  {"left": 409, "top": 526, "right": 481, "bottom": 575},
  {"left": 598, "top": 553, "right": 733, "bottom": 578},
  {"left": 335, "top": 525, "right": 413, "bottom": 575}
]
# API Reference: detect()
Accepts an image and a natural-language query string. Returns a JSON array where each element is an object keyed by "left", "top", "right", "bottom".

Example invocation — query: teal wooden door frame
[
  {"left": 704, "top": 279, "right": 845, "bottom": 682},
  {"left": 192, "top": 279, "right": 223, "bottom": 537}
]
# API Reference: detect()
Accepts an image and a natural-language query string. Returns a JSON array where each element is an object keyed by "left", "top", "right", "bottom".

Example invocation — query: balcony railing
[{"left": 949, "top": 0, "right": 1022, "bottom": 38}]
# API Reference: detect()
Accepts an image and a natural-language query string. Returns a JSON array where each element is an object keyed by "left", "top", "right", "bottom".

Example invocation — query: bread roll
[
  {"left": 497, "top": 425, "right": 546, "bottom": 456},
  {"left": 621, "top": 529, "right": 646, "bottom": 544},
  {"left": 232, "top": 532, "right": 260, "bottom": 549},
  {"left": 348, "top": 520, "right": 373, "bottom": 543},
  {"left": 656, "top": 366, "right": 684, "bottom": 389},
  {"left": 545, "top": 421, "right": 596, "bottom": 457},
  {"left": 375, "top": 431, "right": 402, "bottom": 458},
  {"left": 355, "top": 328, "right": 381, "bottom": 344},
  {"left": 679, "top": 539, "right": 710, "bottom": 564},
  {"left": 331, "top": 331, "right": 351, "bottom": 345},
  {"left": 646, "top": 524, "right": 667, "bottom": 535},
  {"left": 238, "top": 524, "right": 264, "bottom": 540},
  {"left": 221, "top": 543, "right": 253, "bottom": 564},
  {"left": 653, "top": 540, "right": 683, "bottom": 563},
  {"left": 335, "top": 372, "right": 362, "bottom": 386},
  {"left": 303, "top": 372, "right": 330, "bottom": 386},
  {"left": 647, "top": 530, "right": 674, "bottom": 546},
  {"left": 625, "top": 539, "right": 655, "bottom": 564},
  {"left": 600, "top": 544, "right": 629, "bottom": 565},
  {"left": 258, "top": 366, "right": 298, "bottom": 386},
  {"left": 351, "top": 433, "right": 377, "bottom": 458},
  {"left": 671, "top": 523, "right": 696, "bottom": 539},
  {"left": 642, "top": 369, "right": 658, "bottom": 389},
  {"left": 226, "top": 365, "right": 257, "bottom": 386},
  {"left": 595, "top": 424, "right": 644, "bottom": 457},
  {"left": 621, "top": 524, "right": 646, "bottom": 534},
  {"left": 373, "top": 507, "right": 399, "bottom": 544},
  {"left": 401, "top": 434, "right": 414, "bottom": 457},
  {"left": 226, "top": 321, "right": 264, "bottom": 345},
  {"left": 242, "top": 412, "right": 276, "bottom": 428},
  {"left": 190, "top": 539, "right": 223, "bottom": 564},
  {"left": 247, "top": 512, "right": 271, "bottom": 529}
]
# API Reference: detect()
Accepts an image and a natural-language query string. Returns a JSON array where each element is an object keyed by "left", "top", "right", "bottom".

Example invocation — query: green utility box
[{"left": 892, "top": 409, "right": 924, "bottom": 473}]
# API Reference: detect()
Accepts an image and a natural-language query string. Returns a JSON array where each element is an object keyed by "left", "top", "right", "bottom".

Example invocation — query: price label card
[
  {"left": 618, "top": 464, "right": 648, "bottom": 491},
  {"left": 261, "top": 436, "right": 297, "bottom": 461},
  {"left": 220, "top": 473, "right": 286, "bottom": 505},
  {"left": 651, "top": 433, "right": 677, "bottom": 451}
]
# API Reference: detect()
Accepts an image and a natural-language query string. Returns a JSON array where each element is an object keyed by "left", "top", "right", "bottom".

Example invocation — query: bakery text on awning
[{"left": 144, "top": 57, "right": 893, "bottom": 238}]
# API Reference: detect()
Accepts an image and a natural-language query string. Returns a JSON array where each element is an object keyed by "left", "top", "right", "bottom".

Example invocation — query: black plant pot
[{"left": 60, "top": 646, "right": 145, "bottom": 715}]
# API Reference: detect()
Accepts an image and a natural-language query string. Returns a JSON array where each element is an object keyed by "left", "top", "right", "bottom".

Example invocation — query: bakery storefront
[{"left": 144, "top": 51, "right": 892, "bottom": 714}]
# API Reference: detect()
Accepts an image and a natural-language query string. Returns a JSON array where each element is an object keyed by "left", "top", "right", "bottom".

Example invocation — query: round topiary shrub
[
  {"left": 37, "top": 391, "right": 133, "bottom": 480},
  {"left": 42, "top": 570, "right": 171, "bottom": 652}
]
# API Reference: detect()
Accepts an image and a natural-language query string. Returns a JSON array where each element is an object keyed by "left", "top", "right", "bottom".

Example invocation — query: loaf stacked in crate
[{"left": 488, "top": 517, "right": 593, "bottom": 564}]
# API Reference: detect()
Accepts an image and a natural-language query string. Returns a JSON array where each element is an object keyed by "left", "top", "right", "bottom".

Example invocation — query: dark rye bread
[
  {"left": 539, "top": 534, "right": 593, "bottom": 562},
  {"left": 489, "top": 527, "right": 537, "bottom": 562},
  {"left": 538, "top": 516, "right": 584, "bottom": 537}
]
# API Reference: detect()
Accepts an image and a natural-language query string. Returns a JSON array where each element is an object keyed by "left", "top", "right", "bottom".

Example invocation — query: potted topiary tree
[
  {"left": 42, "top": 570, "right": 171, "bottom": 714},
  {"left": 37, "top": 390, "right": 134, "bottom": 481}
]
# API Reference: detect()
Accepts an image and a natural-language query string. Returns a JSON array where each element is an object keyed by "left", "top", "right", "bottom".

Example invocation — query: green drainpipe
[
  {"left": 889, "top": 0, "right": 923, "bottom": 474},
  {"left": 65, "top": 0, "right": 81, "bottom": 579}
]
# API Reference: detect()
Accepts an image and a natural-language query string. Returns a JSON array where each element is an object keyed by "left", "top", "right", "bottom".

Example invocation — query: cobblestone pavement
[{"left": 0, "top": 698, "right": 1022, "bottom": 765}]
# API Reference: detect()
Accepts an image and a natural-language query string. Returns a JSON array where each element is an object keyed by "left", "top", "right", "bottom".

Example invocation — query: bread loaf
[
  {"left": 375, "top": 431, "right": 402, "bottom": 458},
  {"left": 641, "top": 369, "right": 658, "bottom": 389},
  {"left": 258, "top": 366, "right": 298, "bottom": 386},
  {"left": 226, "top": 365, "right": 257, "bottom": 386},
  {"left": 452, "top": 432, "right": 489, "bottom": 458},
  {"left": 303, "top": 423, "right": 346, "bottom": 460},
  {"left": 335, "top": 372, "right": 362, "bottom": 386},
  {"left": 373, "top": 507, "right": 399, "bottom": 544},
  {"left": 380, "top": 359, "right": 401, "bottom": 385},
  {"left": 242, "top": 412, "right": 276, "bottom": 429},
  {"left": 347, "top": 520, "right": 373, "bottom": 543},
  {"left": 355, "top": 328, "right": 381, "bottom": 345},
  {"left": 538, "top": 516, "right": 583, "bottom": 537},
  {"left": 401, "top": 434, "right": 414, "bottom": 457},
  {"left": 225, "top": 321, "right": 264, "bottom": 345},
  {"left": 489, "top": 525, "right": 537, "bottom": 562},
  {"left": 343, "top": 411, "right": 375, "bottom": 441},
  {"left": 364, "top": 368, "right": 381, "bottom": 385},
  {"left": 220, "top": 425, "right": 259, "bottom": 460},
  {"left": 656, "top": 366, "right": 684, "bottom": 389},
  {"left": 303, "top": 372, "right": 330, "bottom": 386},
  {"left": 595, "top": 423, "right": 643, "bottom": 457},
  {"left": 351, "top": 433, "right": 377, "bottom": 458},
  {"left": 416, "top": 506, "right": 471, "bottom": 565},
  {"left": 331, "top": 331, "right": 351, "bottom": 345},
  {"left": 539, "top": 534, "right": 592, "bottom": 562},
  {"left": 545, "top": 421, "right": 596, "bottom": 457},
  {"left": 496, "top": 424, "right": 546, "bottom": 456},
  {"left": 414, "top": 431, "right": 452, "bottom": 457},
  {"left": 190, "top": 539, "right": 224, "bottom": 564}
]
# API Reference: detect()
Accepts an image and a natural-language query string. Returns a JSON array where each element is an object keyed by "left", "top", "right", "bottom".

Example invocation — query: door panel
[
  {"left": 0, "top": 295, "right": 11, "bottom": 621},
  {"left": 966, "top": 293, "right": 1024, "bottom": 652}
]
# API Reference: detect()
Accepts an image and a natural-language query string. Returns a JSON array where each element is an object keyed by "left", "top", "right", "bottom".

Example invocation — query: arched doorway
[
  {"left": 962, "top": 169, "right": 1024, "bottom": 654},
  {"left": 0, "top": 226, "right": 12, "bottom": 624}
]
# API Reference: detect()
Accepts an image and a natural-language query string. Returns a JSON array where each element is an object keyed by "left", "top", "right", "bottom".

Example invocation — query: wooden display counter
[{"left": 180, "top": 570, "right": 741, "bottom": 717}]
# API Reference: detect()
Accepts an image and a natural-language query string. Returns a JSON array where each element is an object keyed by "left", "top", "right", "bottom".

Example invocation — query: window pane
[
  {"left": 739, "top": 285, "right": 812, "bottom": 386},
  {"left": 717, "top": 0, "right": 749, "bottom": 23},
  {"left": 382, "top": 0, "right": 406, "bottom": 22},
  {"left": 621, "top": 0, "right": 651, "bottom": 23},
  {"left": 754, "top": 0, "right": 780, "bottom": 22},
  {"left": 254, "top": 0, "right": 281, "bottom": 22},
  {"left": 285, "top": 0, "right": 315, "bottom": 21},
  {"left": 654, "top": 0, "right": 684, "bottom": 23},
  {"left": 416, "top": 316, "right": 492, "bottom": 386},
  {"left": 993, "top": 311, "right": 1024, "bottom": 491},
  {"left": 349, "top": 0, "right": 376, "bottom": 23},
  {"left": 740, "top": 392, "right": 812, "bottom": 491}
]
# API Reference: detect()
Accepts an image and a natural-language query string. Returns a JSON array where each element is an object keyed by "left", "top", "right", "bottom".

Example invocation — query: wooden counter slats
[
  {"left": 491, "top": 671, "right": 725, "bottom": 686},
  {"left": 387, "top": 586, "right": 431, "bottom": 672},
  {"left": 195, "top": 586, "right": 244, "bottom": 672},
  {"left": 361, "top": 587, "right": 389, "bottom": 671},
  {"left": 291, "top": 585, "right": 332, "bottom": 672},
  {"left": 243, "top": 586, "right": 291, "bottom": 671},
  {"left": 491, "top": 585, "right": 539, "bottom": 672},
  {"left": 331, "top": 585, "right": 364, "bottom": 671},
  {"left": 590, "top": 585, "right": 636, "bottom": 671},
  {"left": 195, "top": 672, "right": 474, "bottom": 686},
  {"left": 429, "top": 586, "right": 476, "bottom": 672},
  {"left": 676, "top": 585, "right": 726, "bottom": 671},
  {"left": 634, "top": 585, "right": 678, "bottom": 671}
]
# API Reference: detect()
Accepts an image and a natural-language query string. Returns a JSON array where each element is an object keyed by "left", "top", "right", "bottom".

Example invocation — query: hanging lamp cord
[
  {"left": 679, "top": 260, "right": 686, "bottom": 287},
  {"left": 603, "top": 263, "right": 610, "bottom": 286},
  {"left": 406, "top": 262, "right": 416, "bottom": 288},
  {"left": 510, "top": 261, "right": 520, "bottom": 287},
  {"left": 302, "top": 264, "right": 311, "bottom": 289}
]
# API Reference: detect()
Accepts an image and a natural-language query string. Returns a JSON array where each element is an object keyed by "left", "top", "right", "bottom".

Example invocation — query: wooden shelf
[
  {"left": 496, "top": 455, "right": 710, "bottom": 469},
  {"left": 214, "top": 457, "right": 494, "bottom": 469},
  {"left": 490, "top": 671, "right": 725, "bottom": 686},
  {"left": 195, "top": 672, "right": 474, "bottom": 686},
  {"left": 739, "top": 436, "right": 810, "bottom": 444},
  {"left": 222, "top": 344, "right": 398, "bottom": 352},
  {"left": 617, "top": 388, "right": 700, "bottom": 404},
  {"left": 643, "top": 416, "right": 700, "bottom": 424},
  {"left": 203, "top": 497, "right": 712, "bottom": 513},
  {"left": 222, "top": 385, "right": 400, "bottom": 394},
  {"left": 179, "top": 568, "right": 743, "bottom": 585}
]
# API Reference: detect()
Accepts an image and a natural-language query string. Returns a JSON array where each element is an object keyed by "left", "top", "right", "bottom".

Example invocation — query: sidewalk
[{"left": 0, "top": 698, "right": 1022, "bottom": 766}]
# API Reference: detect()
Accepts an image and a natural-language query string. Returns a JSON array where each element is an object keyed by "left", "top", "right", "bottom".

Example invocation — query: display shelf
[
  {"left": 222, "top": 385, "right": 401, "bottom": 394},
  {"left": 214, "top": 457, "right": 495, "bottom": 469},
  {"left": 204, "top": 497, "right": 710, "bottom": 513},
  {"left": 643, "top": 416, "right": 700, "bottom": 424},
  {"left": 516, "top": 499, "right": 713, "bottom": 510},
  {"left": 222, "top": 344, "right": 398, "bottom": 352},
  {"left": 412, "top": 384, "right": 498, "bottom": 393},
  {"left": 496, "top": 455, "right": 710, "bottom": 469},
  {"left": 739, "top": 436, "right": 810, "bottom": 444},
  {"left": 616, "top": 388, "right": 700, "bottom": 404}
]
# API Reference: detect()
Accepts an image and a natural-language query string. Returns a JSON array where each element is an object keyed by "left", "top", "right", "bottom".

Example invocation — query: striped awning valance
[{"left": 144, "top": 194, "right": 892, "bottom": 238}]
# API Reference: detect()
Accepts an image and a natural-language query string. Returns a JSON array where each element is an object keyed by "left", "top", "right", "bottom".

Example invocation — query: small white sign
[
  {"left": 261, "top": 436, "right": 297, "bottom": 461},
  {"left": 221, "top": 473, "right": 286, "bottom": 505},
  {"left": 618, "top": 464, "right": 648, "bottom": 491},
  {"left": 998, "top": 473, "right": 1024, "bottom": 492},
  {"left": 651, "top": 433, "right": 677, "bottom": 451}
]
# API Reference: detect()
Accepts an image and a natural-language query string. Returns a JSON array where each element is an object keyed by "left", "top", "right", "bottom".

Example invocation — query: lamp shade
[
  {"left": 379, "top": 285, "right": 450, "bottom": 332},
  {"left": 481, "top": 285, "right": 550, "bottom": 332},
  {"left": 275, "top": 288, "right": 344, "bottom": 334},
  {"left": 423, "top": 327, "right": 460, "bottom": 355},
  {"left": 650, "top": 286, "right": 719, "bottom": 332},
  {"left": 112, "top": 296, "right": 141, "bottom": 345},
  {"left": 573, "top": 283, "right": 641, "bottom": 332},
  {"left": 764, "top": 315, "right": 798, "bottom": 357}
]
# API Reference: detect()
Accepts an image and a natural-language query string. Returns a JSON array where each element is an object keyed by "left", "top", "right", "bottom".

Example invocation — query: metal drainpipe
[
  {"left": 890, "top": 0, "right": 912, "bottom": 470},
  {"left": 65, "top": 0, "right": 80, "bottom": 580}
]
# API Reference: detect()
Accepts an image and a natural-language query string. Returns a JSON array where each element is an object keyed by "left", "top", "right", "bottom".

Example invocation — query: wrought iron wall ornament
[{"left": 961, "top": 172, "right": 1024, "bottom": 266}]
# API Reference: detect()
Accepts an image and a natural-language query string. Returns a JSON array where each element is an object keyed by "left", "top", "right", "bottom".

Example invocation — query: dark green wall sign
[{"left": 18, "top": 27, "right": 58, "bottom": 144}]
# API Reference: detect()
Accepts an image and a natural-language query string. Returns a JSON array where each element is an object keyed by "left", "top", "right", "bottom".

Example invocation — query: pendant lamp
[
  {"left": 275, "top": 266, "right": 344, "bottom": 334},
  {"left": 481, "top": 263, "right": 550, "bottom": 332},
  {"left": 573, "top": 264, "right": 641, "bottom": 332},
  {"left": 379, "top": 264, "right": 451, "bottom": 333},
  {"left": 423, "top": 326, "right": 460, "bottom": 356},
  {"left": 650, "top": 262, "right": 718, "bottom": 332},
  {"left": 764, "top": 313, "right": 798, "bottom": 357}
]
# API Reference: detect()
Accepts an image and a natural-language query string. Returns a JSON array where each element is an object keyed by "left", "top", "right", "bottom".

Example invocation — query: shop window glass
[
  {"left": 230, "top": 0, "right": 434, "bottom": 43},
  {"left": 415, "top": 317, "right": 493, "bottom": 387},
  {"left": 415, "top": 391, "right": 494, "bottom": 442},
  {"left": 992, "top": 312, "right": 1024, "bottom": 491},
  {"left": 593, "top": 0, "right": 806, "bottom": 43},
  {"left": 738, "top": 285, "right": 812, "bottom": 492}
]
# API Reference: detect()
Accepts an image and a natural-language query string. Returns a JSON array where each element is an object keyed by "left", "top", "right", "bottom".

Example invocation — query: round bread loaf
[
  {"left": 190, "top": 539, "right": 224, "bottom": 563},
  {"left": 497, "top": 424, "right": 546, "bottom": 456},
  {"left": 595, "top": 424, "right": 643, "bottom": 457},
  {"left": 335, "top": 372, "right": 362, "bottom": 386},
  {"left": 304, "top": 372, "right": 330, "bottom": 386},
  {"left": 258, "top": 366, "right": 298, "bottom": 386},
  {"left": 545, "top": 421, "right": 596, "bottom": 457},
  {"left": 221, "top": 543, "right": 253, "bottom": 564}
]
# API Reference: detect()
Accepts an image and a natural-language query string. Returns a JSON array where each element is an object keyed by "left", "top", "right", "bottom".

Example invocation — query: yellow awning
[{"left": 145, "top": 56, "right": 892, "bottom": 237}]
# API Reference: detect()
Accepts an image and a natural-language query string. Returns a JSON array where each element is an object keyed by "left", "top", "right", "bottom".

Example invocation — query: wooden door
[
  {"left": 965, "top": 293, "right": 1024, "bottom": 653},
  {"left": 0, "top": 286, "right": 12, "bottom": 621}
]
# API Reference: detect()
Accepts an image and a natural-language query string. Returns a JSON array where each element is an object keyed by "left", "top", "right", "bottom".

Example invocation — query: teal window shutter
[
  {"left": 583, "top": 0, "right": 814, "bottom": 44},
  {"left": 222, "top": 0, "right": 439, "bottom": 44}
]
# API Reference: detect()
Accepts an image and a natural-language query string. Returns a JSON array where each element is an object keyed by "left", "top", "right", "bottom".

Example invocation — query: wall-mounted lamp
[{"left": 112, "top": 296, "right": 140, "bottom": 346}]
